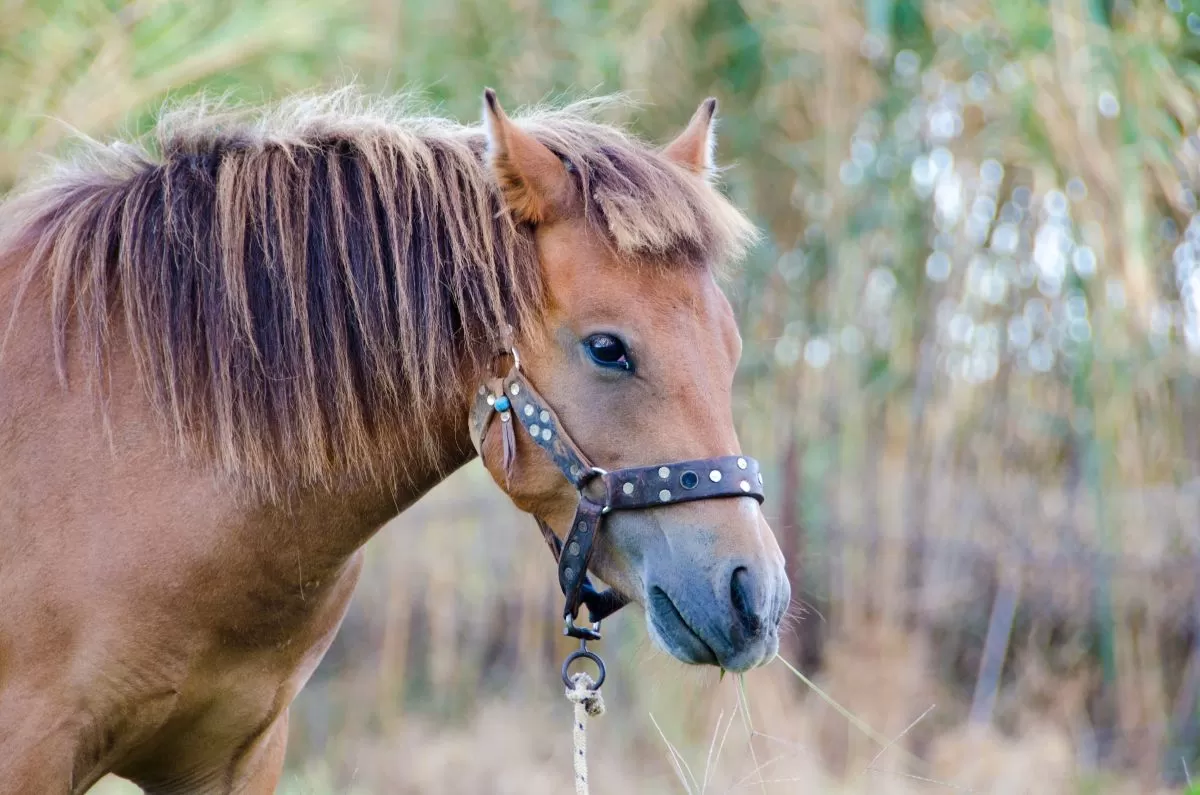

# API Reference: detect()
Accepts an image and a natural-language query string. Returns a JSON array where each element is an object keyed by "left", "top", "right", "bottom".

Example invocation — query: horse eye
[{"left": 583, "top": 334, "right": 632, "bottom": 371}]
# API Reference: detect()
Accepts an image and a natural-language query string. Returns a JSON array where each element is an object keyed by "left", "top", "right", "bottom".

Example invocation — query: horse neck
[
  {"left": 2, "top": 241, "right": 485, "bottom": 590},
  {"left": 265, "top": 389, "right": 480, "bottom": 568}
]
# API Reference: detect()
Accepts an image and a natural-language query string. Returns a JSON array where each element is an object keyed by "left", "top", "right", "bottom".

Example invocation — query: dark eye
[{"left": 583, "top": 334, "right": 633, "bottom": 372}]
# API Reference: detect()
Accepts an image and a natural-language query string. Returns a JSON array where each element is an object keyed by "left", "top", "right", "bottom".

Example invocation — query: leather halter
[{"left": 469, "top": 351, "right": 765, "bottom": 641}]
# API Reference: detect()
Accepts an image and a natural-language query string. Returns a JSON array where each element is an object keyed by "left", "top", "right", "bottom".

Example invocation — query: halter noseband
[{"left": 469, "top": 349, "right": 766, "bottom": 642}]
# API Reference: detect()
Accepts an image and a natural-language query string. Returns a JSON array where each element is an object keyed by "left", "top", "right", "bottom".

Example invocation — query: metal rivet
[
  {"left": 658, "top": 467, "right": 670, "bottom": 479},
  {"left": 737, "top": 457, "right": 747, "bottom": 470},
  {"left": 564, "top": 567, "right": 575, "bottom": 580},
  {"left": 486, "top": 394, "right": 495, "bottom": 406},
  {"left": 510, "top": 383, "right": 520, "bottom": 395},
  {"left": 530, "top": 424, "right": 540, "bottom": 435},
  {"left": 622, "top": 482, "right": 634, "bottom": 495},
  {"left": 524, "top": 405, "right": 534, "bottom": 417},
  {"left": 709, "top": 470, "right": 722, "bottom": 483},
  {"left": 540, "top": 410, "right": 550, "bottom": 422},
  {"left": 740, "top": 480, "right": 751, "bottom": 493},
  {"left": 500, "top": 412, "right": 511, "bottom": 423},
  {"left": 570, "top": 465, "right": 581, "bottom": 478},
  {"left": 568, "top": 541, "right": 580, "bottom": 557},
  {"left": 658, "top": 489, "right": 671, "bottom": 502},
  {"left": 577, "top": 521, "right": 588, "bottom": 533},
  {"left": 541, "top": 428, "right": 552, "bottom": 441}
]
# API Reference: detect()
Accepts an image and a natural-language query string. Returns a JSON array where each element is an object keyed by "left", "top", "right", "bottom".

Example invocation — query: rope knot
[{"left": 565, "top": 672, "right": 606, "bottom": 717}]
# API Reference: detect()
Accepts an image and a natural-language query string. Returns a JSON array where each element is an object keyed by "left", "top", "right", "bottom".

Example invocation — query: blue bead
[{"left": 494, "top": 395, "right": 511, "bottom": 412}]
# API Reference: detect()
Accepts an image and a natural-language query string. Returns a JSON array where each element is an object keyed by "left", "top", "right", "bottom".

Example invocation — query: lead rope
[{"left": 564, "top": 671, "right": 605, "bottom": 795}]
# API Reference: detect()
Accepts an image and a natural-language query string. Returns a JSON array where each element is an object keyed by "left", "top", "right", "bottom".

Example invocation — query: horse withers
[{"left": 0, "top": 88, "right": 789, "bottom": 792}]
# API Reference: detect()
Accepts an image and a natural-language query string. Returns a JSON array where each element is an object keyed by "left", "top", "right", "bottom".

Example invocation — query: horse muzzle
[{"left": 645, "top": 552, "right": 789, "bottom": 672}]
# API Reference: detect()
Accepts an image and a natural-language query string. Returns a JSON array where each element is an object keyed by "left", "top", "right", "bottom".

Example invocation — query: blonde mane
[{"left": 0, "top": 89, "right": 757, "bottom": 497}]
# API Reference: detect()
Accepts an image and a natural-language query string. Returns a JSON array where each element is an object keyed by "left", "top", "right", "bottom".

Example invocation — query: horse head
[{"left": 474, "top": 91, "right": 789, "bottom": 672}]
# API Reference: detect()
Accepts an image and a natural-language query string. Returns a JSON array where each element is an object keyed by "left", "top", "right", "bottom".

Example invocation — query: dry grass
[{"left": 93, "top": 466, "right": 1196, "bottom": 793}]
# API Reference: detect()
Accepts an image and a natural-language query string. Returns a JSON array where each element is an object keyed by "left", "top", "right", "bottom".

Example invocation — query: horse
[{"left": 0, "top": 87, "right": 789, "bottom": 793}]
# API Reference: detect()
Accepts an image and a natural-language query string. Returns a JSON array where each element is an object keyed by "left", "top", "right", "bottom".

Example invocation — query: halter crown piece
[{"left": 468, "top": 345, "right": 766, "bottom": 684}]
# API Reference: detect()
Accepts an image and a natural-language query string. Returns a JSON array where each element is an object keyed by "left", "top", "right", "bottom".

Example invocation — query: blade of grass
[
  {"left": 775, "top": 655, "right": 894, "bottom": 748},
  {"left": 776, "top": 653, "right": 966, "bottom": 788},
  {"left": 735, "top": 675, "right": 768, "bottom": 795},
  {"left": 650, "top": 711, "right": 701, "bottom": 794},
  {"left": 701, "top": 709, "right": 735, "bottom": 794},
  {"left": 866, "top": 703, "right": 937, "bottom": 770}
]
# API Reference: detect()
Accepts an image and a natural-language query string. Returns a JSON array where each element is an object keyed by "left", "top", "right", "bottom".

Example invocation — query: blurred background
[{"left": 6, "top": 0, "right": 1200, "bottom": 792}]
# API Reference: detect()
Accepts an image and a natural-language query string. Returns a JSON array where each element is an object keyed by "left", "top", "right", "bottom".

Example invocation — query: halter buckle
[{"left": 564, "top": 615, "right": 603, "bottom": 641}]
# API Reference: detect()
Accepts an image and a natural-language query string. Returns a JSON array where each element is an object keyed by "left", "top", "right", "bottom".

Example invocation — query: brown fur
[{"left": 0, "top": 89, "right": 755, "bottom": 498}]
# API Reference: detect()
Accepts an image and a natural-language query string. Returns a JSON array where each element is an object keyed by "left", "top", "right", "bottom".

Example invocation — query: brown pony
[{"left": 0, "top": 88, "right": 788, "bottom": 793}]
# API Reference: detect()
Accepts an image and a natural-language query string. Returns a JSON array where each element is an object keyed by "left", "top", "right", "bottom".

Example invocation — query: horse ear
[
  {"left": 483, "top": 88, "right": 574, "bottom": 224},
  {"left": 662, "top": 98, "right": 718, "bottom": 178}
]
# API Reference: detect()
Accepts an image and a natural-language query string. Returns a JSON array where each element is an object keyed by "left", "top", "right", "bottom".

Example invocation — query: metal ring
[
  {"left": 561, "top": 648, "right": 606, "bottom": 690},
  {"left": 578, "top": 467, "right": 610, "bottom": 512}
]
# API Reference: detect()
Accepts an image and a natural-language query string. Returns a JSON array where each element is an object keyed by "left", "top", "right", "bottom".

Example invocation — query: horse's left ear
[
  {"left": 483, "top": 88, "right": 574, "bottom": 224},
  {"left": 662, "top": 98, "right": 718, "bottom": 178}
]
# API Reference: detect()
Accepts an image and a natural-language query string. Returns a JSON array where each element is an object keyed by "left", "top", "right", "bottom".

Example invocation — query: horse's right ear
[{"left": 482, "top": 89, "right": 574, "bottom": 225}]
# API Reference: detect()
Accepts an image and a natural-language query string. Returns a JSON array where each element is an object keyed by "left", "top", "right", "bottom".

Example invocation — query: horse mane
[{"left": 0, "top": 89, "right": 757, "bottom": 497}]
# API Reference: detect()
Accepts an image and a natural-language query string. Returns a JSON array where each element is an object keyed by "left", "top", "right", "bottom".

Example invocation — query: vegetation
[{"left": 8, "top": 0, "right": 1200, "bottom": 791}]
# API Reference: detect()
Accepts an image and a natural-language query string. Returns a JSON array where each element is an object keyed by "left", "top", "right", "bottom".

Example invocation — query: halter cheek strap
[{"left": 469, "top": 355, "right": 765, "bottom": 641}]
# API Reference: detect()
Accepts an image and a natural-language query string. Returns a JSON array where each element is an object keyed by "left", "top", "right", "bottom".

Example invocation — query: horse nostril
[{"left": 729, "top": 566, "right": 763, "bottom": 636}]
